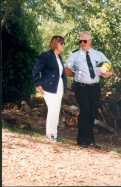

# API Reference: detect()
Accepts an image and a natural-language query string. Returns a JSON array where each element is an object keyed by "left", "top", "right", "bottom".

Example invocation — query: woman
[{"left": 32, "top": 36, "right": 67, "bottom": 142}]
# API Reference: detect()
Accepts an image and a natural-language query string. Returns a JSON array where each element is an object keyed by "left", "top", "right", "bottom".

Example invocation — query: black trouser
[{"left": 73, "top": 82, "right": 101, "bottom": 145}]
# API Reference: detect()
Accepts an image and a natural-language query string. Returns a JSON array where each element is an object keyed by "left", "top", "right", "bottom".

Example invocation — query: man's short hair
[{"left": 80, "top": 31, "right": 92, "bottom": 40}]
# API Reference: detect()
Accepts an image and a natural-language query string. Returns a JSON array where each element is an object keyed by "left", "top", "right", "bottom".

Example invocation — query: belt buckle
[
  {"left": 81, "top": 83, "right": 96, "bottom": 86},
  {"left": 81, "top": 83, "right": 86, "bottom": 86}
]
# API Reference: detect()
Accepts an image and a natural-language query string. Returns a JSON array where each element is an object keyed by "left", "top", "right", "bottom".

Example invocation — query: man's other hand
[
  {"left": 64, "top": 67, "right": 74, "bottom": 77},
  {"left": 101, "top": 71, "right": 113, "bottom": 78}
]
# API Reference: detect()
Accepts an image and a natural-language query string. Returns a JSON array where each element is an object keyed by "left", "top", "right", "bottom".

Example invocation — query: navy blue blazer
[{"left": 32, "top": 49, "right": 67, "bottom": 93}]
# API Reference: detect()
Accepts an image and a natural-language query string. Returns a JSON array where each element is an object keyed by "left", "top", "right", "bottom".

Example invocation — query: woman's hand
[
  {"left": 101, "top": 71, "right": 113, "bottom": 78},
  {"left": 64, "top": 67, "right": 74, "bottom": 77},
  {"left": 36, "top": 86, "right": 44, "bottom": 94}
]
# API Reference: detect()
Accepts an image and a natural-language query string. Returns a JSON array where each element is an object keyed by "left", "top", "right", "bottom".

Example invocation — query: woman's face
[{"left": 56, "top": 41, "right": 65, "bottom": 54}]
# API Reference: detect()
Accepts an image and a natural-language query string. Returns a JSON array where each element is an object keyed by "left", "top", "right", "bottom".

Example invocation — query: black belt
[{"left": 76, "top": 82, "right": 99, "bottom": 87}]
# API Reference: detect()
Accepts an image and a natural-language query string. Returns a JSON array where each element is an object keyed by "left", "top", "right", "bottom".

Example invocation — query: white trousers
[{"left": 43, "top": 78, "right": 63, "bottom": 138}]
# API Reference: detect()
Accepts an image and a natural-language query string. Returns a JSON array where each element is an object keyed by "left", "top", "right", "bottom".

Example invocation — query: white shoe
[{"left": 46, "top": 135, "right": 57, "bottom": 143}]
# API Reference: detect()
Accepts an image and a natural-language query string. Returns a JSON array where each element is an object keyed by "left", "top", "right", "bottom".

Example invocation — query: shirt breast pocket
[
  {"left": 73, "top": 60, "right": 82, "bottom": 71},
  {"left": 94, "top": 56, "right": 102, "bottom": 66}
]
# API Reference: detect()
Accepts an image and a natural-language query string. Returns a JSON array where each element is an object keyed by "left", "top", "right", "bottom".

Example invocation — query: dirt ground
[{"left": 2, "top": 127, "right": 121, "bottom": 186}]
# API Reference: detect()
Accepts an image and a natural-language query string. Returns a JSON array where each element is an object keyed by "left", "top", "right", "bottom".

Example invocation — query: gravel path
[{"left": 2, "top": 128, "right": 121, "bottom": 186}]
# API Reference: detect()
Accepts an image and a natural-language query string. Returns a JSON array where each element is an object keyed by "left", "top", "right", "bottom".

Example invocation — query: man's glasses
[{"left": 79, "top": 40, "right": 88, "bottom": 44}]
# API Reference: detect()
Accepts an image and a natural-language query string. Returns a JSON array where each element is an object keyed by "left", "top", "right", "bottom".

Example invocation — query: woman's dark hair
[{"left": 49, "top": 35, "right": 64, "bottom": 50}]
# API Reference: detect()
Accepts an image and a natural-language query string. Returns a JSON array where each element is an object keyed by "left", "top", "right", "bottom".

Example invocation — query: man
[{"left": 65, "top": 31, "right": 112, "bottom": 148}]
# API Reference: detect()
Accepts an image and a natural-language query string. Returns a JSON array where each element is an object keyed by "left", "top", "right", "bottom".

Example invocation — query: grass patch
[
  {"left": 2, "top": 120, "right": 43, "bottom": 138},
  {"left": 98, "top": 143, "right": 121, "bottom": 156}
]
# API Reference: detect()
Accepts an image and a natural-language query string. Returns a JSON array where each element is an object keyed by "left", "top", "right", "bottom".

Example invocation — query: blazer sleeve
[{"left": 32, "top": 53, "right": 47, "bottom": 87}]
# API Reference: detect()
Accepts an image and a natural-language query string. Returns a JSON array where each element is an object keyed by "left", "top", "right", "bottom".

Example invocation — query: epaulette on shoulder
[{"left": 72, "top": 48, "right": 79, "bottom": 53}]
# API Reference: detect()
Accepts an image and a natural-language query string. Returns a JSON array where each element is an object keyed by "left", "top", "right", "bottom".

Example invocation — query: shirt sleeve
[
  {"left": 65, "top": 53, "right": 75, "bottom": 72},
  {"left": 100, "top": 52, "right": 111, "bottom": 64}
]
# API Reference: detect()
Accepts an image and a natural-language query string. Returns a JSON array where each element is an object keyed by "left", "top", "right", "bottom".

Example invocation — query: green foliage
[
  {"left": 2, "top": 0, "right": 38, "bottom": 102},
  {"left": 2, "top": 0, "right": 121, "bottom": 103},
  {"left": 58, "top": 0, "right": 121, "bottom": 91}
]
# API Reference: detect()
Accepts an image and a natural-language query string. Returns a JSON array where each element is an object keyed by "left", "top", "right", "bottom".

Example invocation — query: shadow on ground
[{"left": 2, "top": 121, "right": 121, "bottom": 155}]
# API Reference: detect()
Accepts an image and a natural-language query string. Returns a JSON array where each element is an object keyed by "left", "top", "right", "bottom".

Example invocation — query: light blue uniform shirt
[{"left": 66, "top": 48, "right": 110, "bottom": 84}]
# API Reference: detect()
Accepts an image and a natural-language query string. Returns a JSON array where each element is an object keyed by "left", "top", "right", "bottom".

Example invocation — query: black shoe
[
  {"left": 89, "top": 143, "right": 101, "bottom": 149},
  {"left": 80, "top": 143, "right": 89, "bottom": 149}
]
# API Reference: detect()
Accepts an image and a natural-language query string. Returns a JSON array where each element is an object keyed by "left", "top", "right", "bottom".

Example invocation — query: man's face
[
  {"left": 79, "top": 39, "right": 92, "bottom": 50},
  {"left": 79, "top": 32, "right": 92, "bottom": 50}
]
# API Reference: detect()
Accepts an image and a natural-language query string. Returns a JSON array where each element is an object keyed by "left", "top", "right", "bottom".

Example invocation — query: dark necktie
[{"left": 86, "top": 51, "right": 95, "bottom": 79}]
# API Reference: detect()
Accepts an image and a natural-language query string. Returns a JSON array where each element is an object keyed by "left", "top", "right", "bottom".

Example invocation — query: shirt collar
[
  {"left": 80, "top": 48, "right": 93, "bottom": 53},
  {"left": 87, "top": 48, "right": 93, "bottom": 53}
]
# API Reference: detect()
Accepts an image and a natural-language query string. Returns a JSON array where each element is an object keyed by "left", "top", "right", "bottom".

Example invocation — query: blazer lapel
[
  {"left": 49, "top": 50, "right": 59, "bottom": 72},
  {"left": 59, "top": 55, "right": 64, "bottom": 72},
  {"left": 49, "top": 50, "right": 64, "bottom": 74}
]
